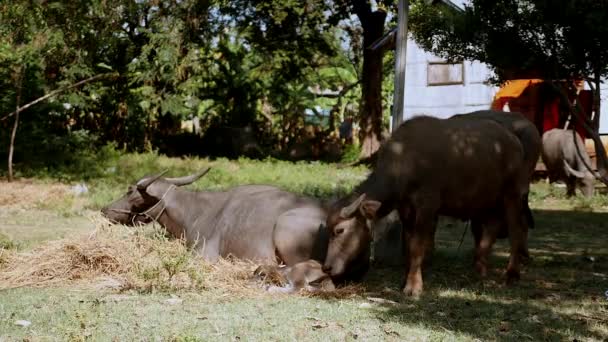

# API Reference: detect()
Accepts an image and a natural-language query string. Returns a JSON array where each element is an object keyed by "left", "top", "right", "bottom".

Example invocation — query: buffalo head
[
  {"left": 322, "top": 193, "right": 381, "bottom": 279},
  {"left": 562, "top": 160, "right": 596, "bottom": 197},
  {"left": 101, "top": 168, "right": 211, "bottom": 225}
]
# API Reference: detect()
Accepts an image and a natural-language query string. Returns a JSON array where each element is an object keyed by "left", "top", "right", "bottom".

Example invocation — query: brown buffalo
[{"left": 322, "top": 114, "right": 529, "bottom": 297}]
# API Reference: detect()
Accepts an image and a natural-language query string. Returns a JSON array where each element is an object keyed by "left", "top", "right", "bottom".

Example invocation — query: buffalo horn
[
  {"left": 340, "top": 193, "right": 366, "bottom": 219},
  {"left": 136, "top": 170, "right": 169, "bottom": 190},
  {"left": 165, "top": 167, "right": 211, "bottom": 186},
  {"left": 563, "top": 160, "right": 587, "bottom": 179}
]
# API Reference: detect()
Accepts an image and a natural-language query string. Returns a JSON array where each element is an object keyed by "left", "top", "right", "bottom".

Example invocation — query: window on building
[{"left": 427, "top": 61, "right": 464, "bottom": 86}]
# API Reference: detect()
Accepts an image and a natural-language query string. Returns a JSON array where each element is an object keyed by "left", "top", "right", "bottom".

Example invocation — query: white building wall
[
  {"left": 598, "top": 82, "right": 608, "bottom": 134},
  {"left": 402, "top": 38, "right": 497, "bottom": 121},
  {"left": 401, "top": 37, "right": 608, "bottom": 135}
]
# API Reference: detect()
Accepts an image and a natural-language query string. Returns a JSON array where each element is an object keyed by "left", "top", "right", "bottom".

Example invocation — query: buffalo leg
[
  {"left": 504, "top": 196, "right": 525, "bottom": 284},
  {"left": 566, "top": 177, "right": 576, "bottom": 197},
  {"left": 398, "top": 206, "right": 414, "bottom": 273},
  {"left": 518, "top": 211, "right": 531, "bottom": 263},
  {"left": 403, "top": 210, "right": 436, "bottom": 297},
  {"left": 523, "top": 193, "right": 534, "bottom": 229},
  {"left": 472, "top": 219, "right": 497, "bottom": 278}
]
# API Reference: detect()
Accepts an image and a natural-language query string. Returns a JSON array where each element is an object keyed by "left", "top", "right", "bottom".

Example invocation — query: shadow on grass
[{"left": 333, "top": 209, "right": 608, "bottom": 341}]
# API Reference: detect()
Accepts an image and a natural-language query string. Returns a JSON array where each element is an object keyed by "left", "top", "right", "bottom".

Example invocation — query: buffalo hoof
[
  {"left": 403, "top": 280, "right": 423, "bottom": 298},
  {"left": 505, "top": 269, "right": 521, "bottom": 285},
  {"left": 520, "top": 251, "right": 531, "bottom": 265},
  {"left": 403, "top": 285, "right": 423, "bottom": 299},
  {"left": 475, "top": 262, "right": 488, "bottom": 278}
]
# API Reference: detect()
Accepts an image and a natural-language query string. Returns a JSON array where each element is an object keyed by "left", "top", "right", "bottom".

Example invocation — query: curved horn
[
  {"left": 570, "top": 129, "right": 602, "bottom": 181},
  {"left": 165, "top": 167, "right": 211, "bottom": 186},
  {"left": 136, "top": 170, "right": 169, "bottom": 190},
  {"left": 340, "top": 193, "right": 366, "bottom": 219},
  {"left": 563, "top": 160, "right": 587, "bottom": 178}
]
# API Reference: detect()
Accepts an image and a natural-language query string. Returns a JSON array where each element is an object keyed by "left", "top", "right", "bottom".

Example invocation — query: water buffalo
[
  {"left": 345, "top": 111, "right": 539, "bottom": 265},
  {"left": 458, "top": 110, "right": 541, "bottom": 263},
  {"left": 101, "top": 169, "right": 367, "bottom": 282},
  {"left": 322, "top": 115, "right": 529, "bottom": 297},
  {"left": 541, "top": 128, "right": 597, "bottom": 197}
]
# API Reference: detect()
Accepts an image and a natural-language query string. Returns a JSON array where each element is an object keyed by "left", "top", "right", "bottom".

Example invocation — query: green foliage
[
  {"left": 0, "top": 0, "right": 406, "bottom": 176},
  {"left": 410, "top": 0, "right": 608, "bottom": 83},
  {"left": 340, "top": 143, "right": 362, "bottom": 164},
  {"left": 0, "top": 131, "right": 121, "bottom": 181}
]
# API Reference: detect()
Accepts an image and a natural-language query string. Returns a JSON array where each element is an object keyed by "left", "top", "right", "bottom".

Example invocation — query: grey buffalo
[
  {"left": 101, "top": 169, "right": 367, "bottom": 285},
  {"left": 541, "top": 128, "right": 597, "bottom": 197},
  {"left": 322, "top": 114, "right": 529, "bottom": 297}
]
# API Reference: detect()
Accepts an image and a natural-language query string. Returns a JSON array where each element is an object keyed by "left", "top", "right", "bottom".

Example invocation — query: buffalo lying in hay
[
  {"left": 322, "top": 114, "right": 529, "bottom": 297},
  {"left": 101, "top": 169, "right": 367, "bottom": 288}
]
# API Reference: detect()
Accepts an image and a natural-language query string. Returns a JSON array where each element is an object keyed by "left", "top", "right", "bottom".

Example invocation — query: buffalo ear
[
  {"left": 340, "top": 194, "right": 366, "bottom": 218},
  {"left": 359, "top": 200, "right": 381, "bottom": 220}
]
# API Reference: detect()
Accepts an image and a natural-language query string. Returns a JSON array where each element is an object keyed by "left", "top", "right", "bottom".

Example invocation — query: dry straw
[{"left": 0, "top": 218, "right": 366, "bottom": 299}]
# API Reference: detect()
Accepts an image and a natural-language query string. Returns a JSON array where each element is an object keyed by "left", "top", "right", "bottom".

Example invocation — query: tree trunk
[
  {"left": 356, "top": 7, "right": 387, "bottom": 158},
  {"left": 8, "top": 69, "right": 23, "bottom": 182}
]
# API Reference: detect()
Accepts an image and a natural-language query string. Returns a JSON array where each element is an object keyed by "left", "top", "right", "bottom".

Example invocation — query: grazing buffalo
[
  {"left": 541, "top": 128, "right": 597, "bottom": 197},
  {"left": 101, "top": 169, "right": 366, "bottom": 283},
  {"left": 322, "top": 114, "right": 529, "bottom": 297}
]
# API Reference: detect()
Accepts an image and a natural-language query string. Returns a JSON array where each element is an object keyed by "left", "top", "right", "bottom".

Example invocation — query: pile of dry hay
[
  {"left": 0, "top": 220, "right": 365, "bottom": 299},
  {"left": 0, "top": 179, "right": 72, "bottom": 209}
]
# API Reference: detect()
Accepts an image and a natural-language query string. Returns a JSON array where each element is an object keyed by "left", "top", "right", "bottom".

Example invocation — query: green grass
[{"left": 1, "top": 152, "right": 607, "bottom": 341}]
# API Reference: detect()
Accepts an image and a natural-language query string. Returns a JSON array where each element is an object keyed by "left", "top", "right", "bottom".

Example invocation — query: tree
[
  {"left": 2, "top": 0, "right": 399, "bottom": 167},
  {"left": 225, "top": 0, "right": 398, "bottom": 157},
  {"left": 410, "top": 0, "right": 608, "bottom": 181},
  {"left": 0, "top": 1, "right": 64, "bottom": 180},
  {"left": 331, "top": 0, "right": 396, "bottom": 157}
]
